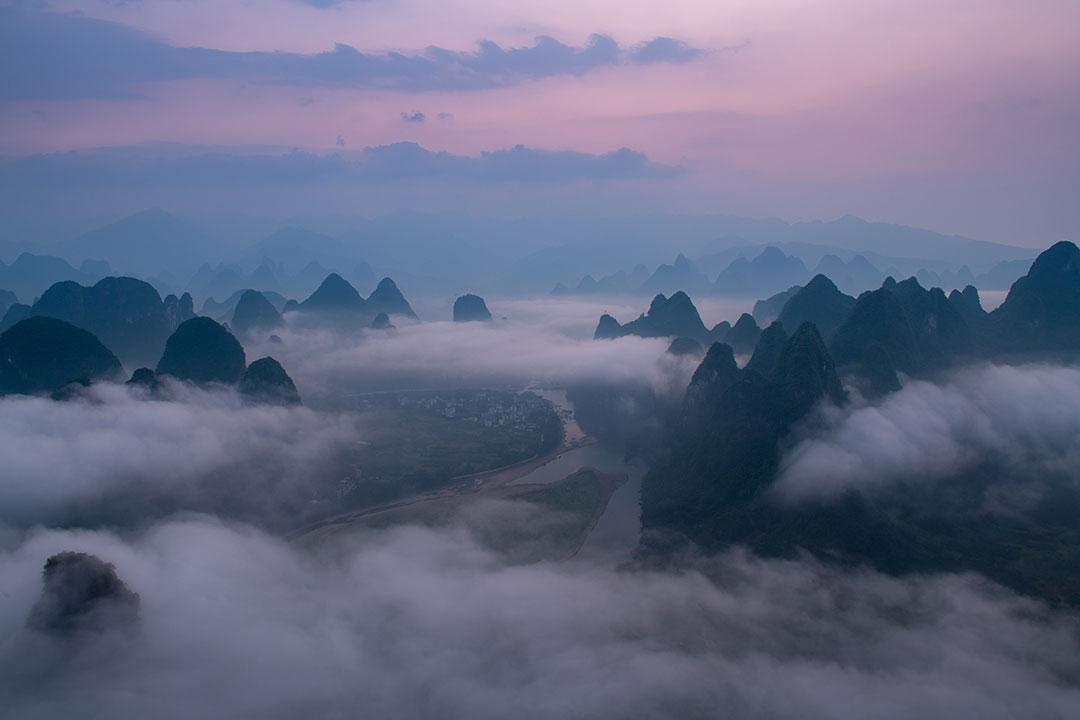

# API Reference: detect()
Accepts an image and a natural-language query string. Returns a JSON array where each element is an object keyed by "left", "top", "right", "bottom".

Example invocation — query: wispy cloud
[
  {"left": 0, "top": 141, "right": 681, "bottom": 188},
  {"left": 0, "top": 6, "right": 706, "bottom": 100},
  {"left": 629, "top": 37, "right": 705, "bottom": 64}
]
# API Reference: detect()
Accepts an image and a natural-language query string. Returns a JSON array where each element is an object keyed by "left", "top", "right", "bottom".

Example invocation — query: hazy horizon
[
  {"left": 3, "top": 3, "right": 1080, "bottom": 719},
  {"left": 2, "top": 0, "right": 1078, "bottom": 247}
]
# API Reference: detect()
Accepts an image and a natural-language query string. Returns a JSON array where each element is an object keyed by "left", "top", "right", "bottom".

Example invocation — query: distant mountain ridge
[
  {"left": 296, "top": 273, "right": 419, "bottom": 324},
  {"left": 20, "top": 276, "right": 190, "bottom": 366},
  {"left": 559, "top": 243, "right": 1032, "bottom": 301},
  {"left": 10, "top": 205, "right": 1038, "bottom": 299},
  {"left": 52, "top": 208, "right": 220, "bottom": 276}
]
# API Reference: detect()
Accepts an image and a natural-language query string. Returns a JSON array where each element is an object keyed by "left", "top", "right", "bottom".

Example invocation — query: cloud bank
[
  {"left": 1, "top": 518, "right": 1078, "bottom": 719},
  {"left": 0, "top": 381, "right": 357, "bottom": 528},
  {"left": 0, "top": 6, "right": 705, "bottom": 100},
  {"left": 249, "top": 306, "right": 700, "bottom": 401},
  {"left": 777, "top": 363, "right": 1080, "bottom": 499}
]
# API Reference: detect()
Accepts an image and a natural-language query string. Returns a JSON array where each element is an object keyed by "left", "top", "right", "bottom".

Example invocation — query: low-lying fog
[
  {"left": 3, "top": 296, "right": 1080, "bottom": 719},
  {"left": 2, "top": 519, "right": 1078, "bottom": 720},
  {"left": 779, "top": 363, "right": 1080, "bottom": 499},
  {"left": 246, "top": 296, "right": 734, "bottom": 401}
]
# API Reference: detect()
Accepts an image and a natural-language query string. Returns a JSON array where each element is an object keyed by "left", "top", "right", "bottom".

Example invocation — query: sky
[{"left": 1, "top": 0, "right": 1078, "bottom": 246}]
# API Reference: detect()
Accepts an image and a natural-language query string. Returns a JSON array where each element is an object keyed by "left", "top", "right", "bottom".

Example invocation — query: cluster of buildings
[{"left": 362, "top": 389, "right": 557, "bottom": 432}]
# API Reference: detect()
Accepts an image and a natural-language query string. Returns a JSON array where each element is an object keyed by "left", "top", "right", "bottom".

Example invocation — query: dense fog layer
[
  {"left": 4, "top": 320, "right": 1080, "bottom": 718},
  {"left": 2, "top": 518, "right": 1078, "bottom": 720},
  {"left": 778, "top": 363, "right": 1080, "bottom": 499},
  {"left": 0, "top": 382, "right": 356, "bottom": 527},
  {"left": 247, "top": 299, "right": 717, "bottom": 400}
]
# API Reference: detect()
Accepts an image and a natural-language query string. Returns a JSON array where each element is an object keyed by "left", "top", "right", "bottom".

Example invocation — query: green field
[{"left": 338, "top": 406, "right": 556, "bottom": 506}]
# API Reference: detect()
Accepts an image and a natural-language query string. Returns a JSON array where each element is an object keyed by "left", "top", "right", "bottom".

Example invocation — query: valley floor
[{"left": 291, "top": 391, "right": 644, "bottom": 564}]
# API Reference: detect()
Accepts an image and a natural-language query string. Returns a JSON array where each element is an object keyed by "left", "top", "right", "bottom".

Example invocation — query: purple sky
[{"left": 1, "top": 0, "right": 1078, "bottom": 246}]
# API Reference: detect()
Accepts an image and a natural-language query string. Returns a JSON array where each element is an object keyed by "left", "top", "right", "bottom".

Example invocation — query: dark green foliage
[
  {"left": 156, "top": 317, "right": 246, "bottom": 384},
  {"left": 366, "top": 277, "right": 417, "bottom": 319},
  {"left": 776, "top": 274, "right": 856, "bottom": 341},
  {"left": 723, "top": 313, "right": 761, "bottom": 354},
  {"left": 27, "top": 552, "right": 140, "bottom": 636},
  {"left": 231, "top": 289, "right": 283, "bottom": 337},
  {"left": 0, "top": 316, "right": 121, "bottom": 395},
  {"left": 453, "top": 294, "right": 492, "bottom": 322},
  {"left": 239, "top": 356, "right": 301, "bottom": 406}
]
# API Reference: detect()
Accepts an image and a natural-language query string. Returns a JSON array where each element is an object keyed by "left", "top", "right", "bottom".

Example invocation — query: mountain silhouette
[
  {"left": 366, "top": 277, "right": 417, "bottom": 319},
  {"left": 990, "top": 240, "right": 1080, "bottom": 351},
  {"left": 299, "top": 273, "right": 367, "bottom": 314},
  {"left": 0, "top": 316, "right": 121, "bottom": 395},
  {"left": 613, "top": 292, "right": 712, "bottom": 344},
  {"left": 26, "top": 552, "right": 140, "bottom": 636},
  {"left": 156, "top": 317, "right": 246, "bottom": 384},
  {"left": 32, "top": 276, "right": 174, "bottom": 366},
  {"left": 642, "top": 322, "right": 843, "bottom": 540},
  {"left": 723, "top": 313, "right": 761, "bottom": 354},
  {"left": 239, "top": 356, "right": 301, "bottom": 406},
  {"left": 231, "top": 290, "right": 284, "bottom": 337},
  {"left": 453, "top": 294, "right": 492, "bottom": 322},
  {"left": 776, "top": 274, "right": 856, "bottom": 341}
]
